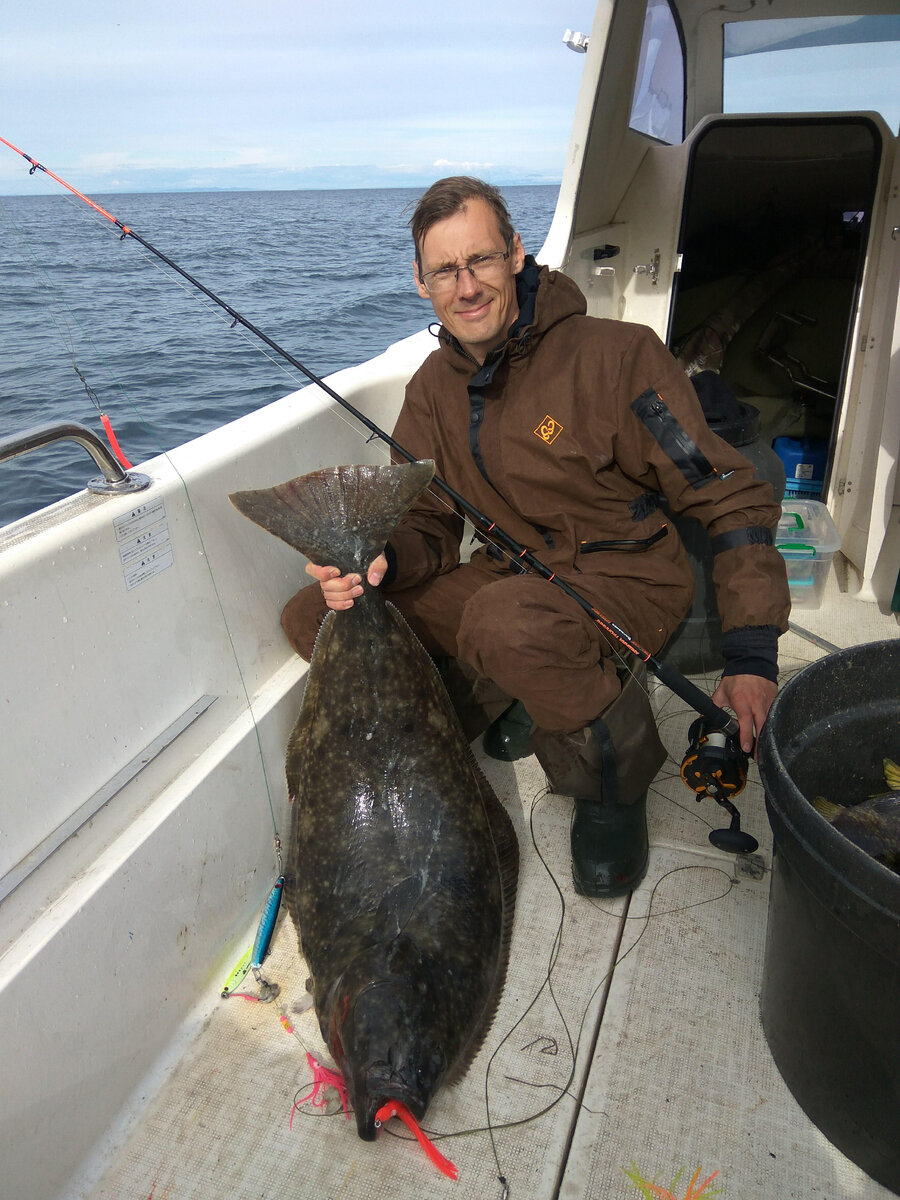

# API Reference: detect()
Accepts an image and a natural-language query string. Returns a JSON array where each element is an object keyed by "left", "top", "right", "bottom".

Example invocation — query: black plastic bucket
[{"left": 757, "top": 639, "right": 900, "bottom": 1194}]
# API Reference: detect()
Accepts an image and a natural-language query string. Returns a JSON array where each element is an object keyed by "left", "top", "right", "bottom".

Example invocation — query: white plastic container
[{"left": 776, "top": 499, "right": 842, "bottom": 610}]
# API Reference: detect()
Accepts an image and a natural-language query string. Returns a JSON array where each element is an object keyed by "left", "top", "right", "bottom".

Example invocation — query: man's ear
[
  {"left": 414, "top": 259, "right": 430, "bottom": 300},
  {"left": 511, "top": 232, "right": 526, "bottom": 274}
]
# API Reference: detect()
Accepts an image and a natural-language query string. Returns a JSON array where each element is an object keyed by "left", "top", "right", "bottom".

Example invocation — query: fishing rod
[{"left": 2, "top": 137, "right": 755, "bottom": 834}]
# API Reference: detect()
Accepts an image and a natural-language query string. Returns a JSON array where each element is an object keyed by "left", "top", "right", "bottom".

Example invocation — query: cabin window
[
  {"left": 629, "top": 0, "right": 685, "bottom": 145},
  {"left": 723, "top": 15, "right": 900, "bottom": 132}
]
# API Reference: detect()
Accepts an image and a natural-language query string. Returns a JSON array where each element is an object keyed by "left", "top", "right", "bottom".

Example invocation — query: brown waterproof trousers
[{"left": 283, "top": 556, "right": 642, "bottom": 734}]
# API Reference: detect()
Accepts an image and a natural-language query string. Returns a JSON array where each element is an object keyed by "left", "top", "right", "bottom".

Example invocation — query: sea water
[{"left": 0, "top": 185, "right": 558, "bottom": 525}]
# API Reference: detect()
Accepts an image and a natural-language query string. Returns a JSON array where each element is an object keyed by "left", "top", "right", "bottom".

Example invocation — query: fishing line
[
  {"left": 101, "top": 229, "right": 317, "bottom": 397},
  {"left": 1, "top": 194, "right": 154, "bottom": 465},
  {"left": 0, "top": 196, "right": 133, "bottom": 465},
  {"left": 4, "top": 156, "right": 764, "bottom": 1191},
  {"left": 313, "top": 782, "right": 736, "bottom": 1172},
  {"left": 248, "top": 775, "right": 738, "bottom": 1194},
  {"left": 5, "top": 147, "right": 750, "bottom": 1057},
  {"left": 0, "top": 135, "right": 738, "bottom": 739},
  {"left": 6, "top": 181, "right": 312, "bottom": 476},
  {"left": 0, "top": 197, "right": 80, "bottom": 356},
  {"left": 281, "top": 815, "right": 705, "bottom": 1141},
  {"left": 46, "top": 190, "right": 317, "bottom": 426},
  {"left": 257, "top": 826, "right": 737, "bottom": 1165},
  {"left": 25, "top": 189, "right": 511, "bottom": 584},
  {"left": 1, "top": 175, "right": 285, "bottom": 881},
  {"left": 478, "top": 848, "right": 735, "bottom": 1198},
  {"left": 5, "top": 174, "right": 645, "bottom": 723}
]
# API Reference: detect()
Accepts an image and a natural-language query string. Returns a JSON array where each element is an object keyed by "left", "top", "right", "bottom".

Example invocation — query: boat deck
[{"left": 81, "top": 571, "right": 897, "bottom": 1200}]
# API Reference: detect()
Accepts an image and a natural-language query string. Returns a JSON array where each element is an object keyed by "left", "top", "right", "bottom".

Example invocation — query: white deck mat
[
  {"left": 86, "top": 750, "right": 630, "bottom": 1200},
  {"left": 86, "top": 566, "right": 898, "bottom": 1200},
  {"left": 562, "top": 567, "right": 898, "bottom": 1200}
]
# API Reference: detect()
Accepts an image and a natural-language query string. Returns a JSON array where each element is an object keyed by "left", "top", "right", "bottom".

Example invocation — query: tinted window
[
  {"left": 723, "top": 16, "right": 900, "bottom": 131},
  {"left": 630, "top": 0, "right": 685, "bottom": 145}
]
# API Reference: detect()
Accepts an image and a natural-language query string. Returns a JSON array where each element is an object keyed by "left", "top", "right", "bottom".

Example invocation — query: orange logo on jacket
[{"left": 534, "top": 415, "right": 563, "bottom": 444}]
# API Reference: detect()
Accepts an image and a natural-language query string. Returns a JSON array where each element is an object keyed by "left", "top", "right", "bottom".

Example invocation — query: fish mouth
[{"left": 354, "top": 1075, "right": 427, "bottom": 1141}]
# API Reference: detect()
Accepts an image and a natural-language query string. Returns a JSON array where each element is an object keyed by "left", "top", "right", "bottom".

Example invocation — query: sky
[{"left": 0, "top": 0, "right": 598, "bottom": 195}]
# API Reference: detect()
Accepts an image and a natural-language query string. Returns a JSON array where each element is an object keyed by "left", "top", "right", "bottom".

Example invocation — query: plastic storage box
[
  {"left": 774, "top": 436, "right": 829, "bottom": 499},
  {"left": 776, "top": 499, "right": 841, "bottom": 609}
]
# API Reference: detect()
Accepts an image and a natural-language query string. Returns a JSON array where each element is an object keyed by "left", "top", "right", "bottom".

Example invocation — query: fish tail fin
[
  {"left": 883, "top": 757, "right": 900, "bottom": 791},
  {"left": 809, "top": 795, "right": 842, "bottom": 822},
  {"left": 229, "top": 461, "right": 435, "bottom": 574}
]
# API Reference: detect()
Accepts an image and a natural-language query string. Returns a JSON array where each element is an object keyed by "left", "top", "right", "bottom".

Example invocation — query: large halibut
[{"left": 230, "top": 461, "right": 519, "bottom": 1139}]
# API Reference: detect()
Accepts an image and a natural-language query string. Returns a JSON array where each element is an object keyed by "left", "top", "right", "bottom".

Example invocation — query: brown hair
[{"left": 409, "top": 177, "right": 515, "bottom": 267}]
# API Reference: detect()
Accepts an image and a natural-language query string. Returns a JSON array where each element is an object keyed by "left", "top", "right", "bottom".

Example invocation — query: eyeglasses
[{"left": 420, "top": 239, "right": 513, "bottom": 295}]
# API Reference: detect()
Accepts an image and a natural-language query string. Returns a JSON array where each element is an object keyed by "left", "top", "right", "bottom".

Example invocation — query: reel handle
[{"left": 681, "top": 717, "right": 758, "bottom": 854}]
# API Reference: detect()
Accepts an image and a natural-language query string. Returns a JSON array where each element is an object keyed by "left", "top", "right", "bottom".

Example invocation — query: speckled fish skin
[
  {"left": 229, "top": 462, "right": 518, "bottom": 1140},
  {"left": 813, "top": 793, "right": 900, "bottom": 872}
]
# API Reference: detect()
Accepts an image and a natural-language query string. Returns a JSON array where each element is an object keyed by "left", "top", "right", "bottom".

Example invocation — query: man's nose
[{"left": 455, "top": 265, "right": 480, "bottom": 297}]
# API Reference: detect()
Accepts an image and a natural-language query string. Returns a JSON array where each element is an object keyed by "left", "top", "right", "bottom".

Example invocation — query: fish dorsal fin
[
  {"left": 444, "top": 747, "right": 519, "bottom": 1086},
  {"left": 229, "top": 461, "right": 435, "bottom": 575}
]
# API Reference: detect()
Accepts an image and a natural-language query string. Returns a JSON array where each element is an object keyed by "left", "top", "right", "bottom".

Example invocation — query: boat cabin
[
  {"left": 547, "top": 0, "right": 900, "bottom": 607},
  {"left": 0, "top": 3, "right": 898, "bottom": 1198}
]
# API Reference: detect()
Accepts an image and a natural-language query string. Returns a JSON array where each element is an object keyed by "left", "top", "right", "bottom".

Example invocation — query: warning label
[{"left": 114, "top": 499, "right": 174, "bottom": 590}]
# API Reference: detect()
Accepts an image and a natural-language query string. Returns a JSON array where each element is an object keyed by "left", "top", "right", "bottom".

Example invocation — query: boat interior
[{"left": 1, "top": 2, "right": 898, "bottom": 1198}]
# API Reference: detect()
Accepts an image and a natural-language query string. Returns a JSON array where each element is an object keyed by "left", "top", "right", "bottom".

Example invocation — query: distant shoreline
[{"left": 0, "top": 179, "right": 562, "bottom": 200}]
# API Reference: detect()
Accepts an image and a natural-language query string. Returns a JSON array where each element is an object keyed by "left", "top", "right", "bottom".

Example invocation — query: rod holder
[{"left": 0, "top": 421, "right": 151, "bottom": 497}]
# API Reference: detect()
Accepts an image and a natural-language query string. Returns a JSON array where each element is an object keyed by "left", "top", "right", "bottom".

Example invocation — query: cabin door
[
  {"left": 667, "top": 114, "right": 899, "bottom": 598},
  {"left": 668, "top": 114, "right": 885, "bottom": 487}
]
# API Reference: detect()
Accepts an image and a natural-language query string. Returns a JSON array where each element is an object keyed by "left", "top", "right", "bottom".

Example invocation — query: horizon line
[{"left": 0, "top": 178, "right": 563, "bottom": 198}]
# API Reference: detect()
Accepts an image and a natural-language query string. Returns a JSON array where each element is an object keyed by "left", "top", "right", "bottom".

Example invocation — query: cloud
[
  {"left": 432, "top": 159, "right": 495, "bottom": 170},
  {"left": 0, "top": 0, "right": 598, "bottom": 193}
]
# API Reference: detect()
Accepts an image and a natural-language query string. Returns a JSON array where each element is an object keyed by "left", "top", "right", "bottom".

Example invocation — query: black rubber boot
[
  {"left": 571, "top": 791, "right": 649, "bottom": 897},
  {"left": 529, "top": 656, "right": 666, "bottom": 897},
  {"left": 483, "top": 700, "right": 533, "bottom": 761}
]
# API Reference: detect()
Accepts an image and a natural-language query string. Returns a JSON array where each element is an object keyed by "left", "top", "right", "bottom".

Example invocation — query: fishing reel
[{"left": 680, "top": 717, "right": 758, "bottom": 854}]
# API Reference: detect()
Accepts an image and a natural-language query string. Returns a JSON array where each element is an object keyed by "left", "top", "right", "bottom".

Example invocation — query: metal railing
[{"left": 0, "top": 421, "right": 151, "bottom": 496}]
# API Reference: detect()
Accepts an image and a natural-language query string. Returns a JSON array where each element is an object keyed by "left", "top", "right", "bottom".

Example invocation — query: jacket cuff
[
  {"left": 722, "top": 625, "right": 780, "bottom": 682},
  {"left": 382, "top": 541, "right": 398, "bottom": 588}
]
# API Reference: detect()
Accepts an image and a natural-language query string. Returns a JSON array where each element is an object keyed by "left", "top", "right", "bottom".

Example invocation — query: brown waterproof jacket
[{"left": 387, "top": 263, "right": 790, "bottom": 654}]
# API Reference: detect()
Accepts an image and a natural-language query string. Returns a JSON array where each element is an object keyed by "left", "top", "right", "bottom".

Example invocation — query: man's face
[{"left": 414, "top": 198, "right": 525, "bottom": 365}]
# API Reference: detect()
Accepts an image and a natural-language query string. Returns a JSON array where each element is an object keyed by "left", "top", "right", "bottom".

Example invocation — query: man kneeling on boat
[{"left": 281, "top": 176, "right": 790, "bottom": 898}]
